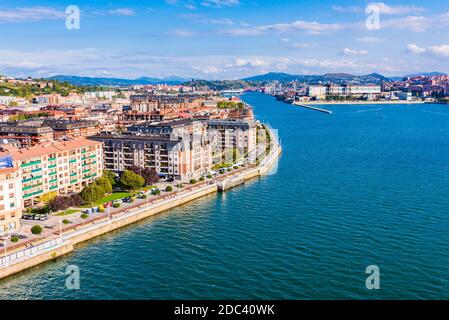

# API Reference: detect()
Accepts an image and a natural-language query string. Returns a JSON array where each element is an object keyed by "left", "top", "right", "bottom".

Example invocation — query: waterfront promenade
[{"left": 0, "top": 130, "right": 281, "bottom": 279}]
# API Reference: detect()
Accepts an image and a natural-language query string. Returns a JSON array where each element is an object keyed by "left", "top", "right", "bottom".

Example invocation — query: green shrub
[
  {"left": 63, "top": 219, "right": 71, "bottom": 224},
  {"left": 152, "top": 189, "right": 161, "bottom": 195},
  {"left": 176, "top": 183, "right": 184, "bottom": 188},
  {"left": 233, "top": 166, "right": 239, "bottom": 169},
  {"left": 199, "top": 176, "right": 205, "bottom": 181},
  {"left": 113, "top": 203, "right": 121, "bottom": 208},
  {"left": 190, "top": 179, "right": 197, "bottom": 184},
  {"left": 31, "top": 225, "right": 43, "bottom": 235},
  {"left": 11, "top": 236, "right": 19, "bottom": 243},
  {"left": 207, "top": 174, "right": 212, "bottom": 179},
  {"left": 140, "top": 194, "right": 148, "bottom": 199},
  {"left": 81, "top": 213, "right": 89, "bottom": 219},
  {"left": 165, "top": 186, "right": 173, "bottom": 192}
]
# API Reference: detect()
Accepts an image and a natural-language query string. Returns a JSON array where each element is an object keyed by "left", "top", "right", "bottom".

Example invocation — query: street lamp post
[{"left": 108, "top": 205, "right": 111, "bottom": 224}]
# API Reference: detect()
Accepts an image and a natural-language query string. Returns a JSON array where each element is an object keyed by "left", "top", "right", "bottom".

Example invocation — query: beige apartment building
[
  {"left": 90, "top": 120, "right": 212, "bottom": 181},
  {"left": 0, "top": 167, "right": 22, "bottom": 235},
  {"left": 0, "top": 139, "right": 103, "bottom": 208}
]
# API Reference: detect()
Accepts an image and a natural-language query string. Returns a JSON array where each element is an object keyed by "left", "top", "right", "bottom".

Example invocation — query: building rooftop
[{"left": 0, "top": 138, "right": 102, "bottom": 161}]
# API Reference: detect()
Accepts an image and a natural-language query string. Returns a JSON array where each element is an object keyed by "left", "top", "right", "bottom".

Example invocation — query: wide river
[{"left": 2, "top": 92, "right": 449, "bottom": 299}]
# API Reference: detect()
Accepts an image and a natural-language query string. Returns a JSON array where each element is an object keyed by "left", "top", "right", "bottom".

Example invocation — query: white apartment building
[{"left": 0, "top": 164, "right": 22, "bottom": 235}]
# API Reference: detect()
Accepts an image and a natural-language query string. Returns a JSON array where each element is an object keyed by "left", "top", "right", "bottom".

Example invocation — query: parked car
[
  {"left": 113, "top": 199, "right": 123, "bottom": 205},
  {"left": 123, "top": 197, "right": 132, "bottom": 203}
]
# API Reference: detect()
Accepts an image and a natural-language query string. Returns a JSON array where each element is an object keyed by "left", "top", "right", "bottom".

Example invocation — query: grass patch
[
  {"left": 80, "top": 192, "right": 131, "bottom": 208},
  {"left": 55, "top": 209, "right": 79, "bottom": 216}
]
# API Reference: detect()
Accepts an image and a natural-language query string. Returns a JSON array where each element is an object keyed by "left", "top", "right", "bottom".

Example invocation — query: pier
[{"left": 294, "top": 103, "right": 333, "bottom": 114}]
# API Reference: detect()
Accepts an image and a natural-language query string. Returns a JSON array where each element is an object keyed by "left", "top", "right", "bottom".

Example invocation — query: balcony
[
  {"left": 21, "top": 160, "right": 41, "bottom": 168},
  {"left": 22, "top": 175, "right": 43, "bottom": 183}
]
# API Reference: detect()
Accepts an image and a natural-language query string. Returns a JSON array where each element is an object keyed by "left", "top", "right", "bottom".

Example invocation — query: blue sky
[{"left": 1, "top": 0, "right": 449, "bottom": 79}]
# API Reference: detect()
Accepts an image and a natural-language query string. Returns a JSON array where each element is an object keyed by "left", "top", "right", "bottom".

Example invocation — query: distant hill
[
  {"left": 403, "top": 72, "right": 447, "bottom": 78},
  {"left": 241, "top": 72, "right": 390, "bottom": 84},
  {"left": 47, "top": 75, "right": 191, "bottom": 86}
]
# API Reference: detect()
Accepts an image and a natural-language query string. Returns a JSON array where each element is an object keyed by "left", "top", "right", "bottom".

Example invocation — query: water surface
[{"left": 1, "top": 93, "right": 449, "bottom": 299}]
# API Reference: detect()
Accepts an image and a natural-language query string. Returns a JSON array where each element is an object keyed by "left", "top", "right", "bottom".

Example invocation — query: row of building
[
  {"left": 0, "top": 116, "right": 259, "bottom": 235},
  {"left": 0, "top": 138, "right": 103, "bottom": 234},
  {"left": 306, "top": 84, "right": 382, "bottom": 99}
]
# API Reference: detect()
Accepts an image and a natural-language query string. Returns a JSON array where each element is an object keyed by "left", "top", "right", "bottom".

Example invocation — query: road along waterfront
[{"left": 0, "top": 127, "right": 281, "bottom": 280}]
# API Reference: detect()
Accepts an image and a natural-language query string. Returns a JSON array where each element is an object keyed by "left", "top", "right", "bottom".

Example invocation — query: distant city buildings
[{"left": 306, "top": 84, "right": 382, "bottom": 99}]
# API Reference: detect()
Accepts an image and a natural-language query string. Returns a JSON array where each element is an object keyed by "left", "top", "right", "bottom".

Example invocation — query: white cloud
[
  {"left": 169, "top": 29, "right": 195, "bottom": 37},
  {"left": 0, "top": 7, "right": 65, "bottom": 22},
  {"left": 368, "top": 2, "right": 425, "bottom": 15},
  {"left": 225, "top": 20, "right": 343, "bottom": 36},
  {"left": 167, "top": 0, "right": 240, "bottom": 9},
  {"left": 382, "top": 15, "right": 428, "bottom": 32},
  {"left": 341, "top": 48, "right": 368, "bottom": 56},
  {"left": 332, "top": 6, "right": 363, "bottom": 13},
  {"left": 200, "top": 0, "right": 240, "bottom": 8},
  {"left": 109, "top": 8, "right": 136, "bottom": 16},
  {"left": 406, "top": 43, "right": 427, "bottom": 54},
  {"left": 203, "top": 18, "right": 234, "bottom": 25},
  {"left": 406, "top": 43, "right": 449, "bottom": 57},
  {"left": 291, "top": 43, "right": 317, "bottom": 49},
  {"left": 428, "top": 44, "right": 449, "bottom": 57},
  {"left": 357, "top": 37, "right": 384, "bottom": 43}
]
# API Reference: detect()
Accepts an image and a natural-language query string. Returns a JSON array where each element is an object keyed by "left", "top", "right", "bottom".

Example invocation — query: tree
[
  {"left": 103, "top": 170, "right": 117, "bottom": 186},
  {"left": 141, "top": 168, "right": 159, "bottom": 186},
  {"left": 120, "top": 170, "right": 145, "bottom": 191},
  {"left": 96, "top": 176, "right": 112, "bottom": 194},
  {"left": 39, "top": 191, "right": 57, "bottom": 204},
  {"left": 80, "top": 184, "right": 104, "bottom": 204},
  {"left": 31, "top": 225, "right": 43, "bottom": 235},
  {"left": 70, "top": 194, "right": 85, "bottom": 207},
  {"left": 49, "top": 196, "right": 70, "bottom": 212}
]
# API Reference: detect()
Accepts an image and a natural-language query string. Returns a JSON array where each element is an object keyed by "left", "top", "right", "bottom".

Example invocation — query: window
[
  {"left": 8, "top": 183, "right": 13, "bottom": 189},
  {"left": 9, "top": 193, "right": 13, "bottom": 199}
]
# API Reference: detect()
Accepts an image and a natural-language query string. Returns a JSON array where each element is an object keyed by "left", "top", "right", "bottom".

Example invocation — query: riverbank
[{"left": 0, "top": 131, "right": 282, "bottom": 280}]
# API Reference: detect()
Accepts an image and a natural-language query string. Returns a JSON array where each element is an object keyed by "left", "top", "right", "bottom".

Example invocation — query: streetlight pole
[
  {"left": 108, "top": 205, "right": 111, "bottom": 224},
  {"left": 59, "top": 219, "right": 63, "bottom": 242}
]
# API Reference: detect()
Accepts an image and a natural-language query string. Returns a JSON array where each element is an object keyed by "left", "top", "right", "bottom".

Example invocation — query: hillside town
[{"left": 261, "top": 74, "right": 449, "bottom": 103}]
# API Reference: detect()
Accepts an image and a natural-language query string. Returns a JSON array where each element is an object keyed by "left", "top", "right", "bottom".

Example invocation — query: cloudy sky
[{"left": 1, "top": 0, "right": 449, "bottom": 79}]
